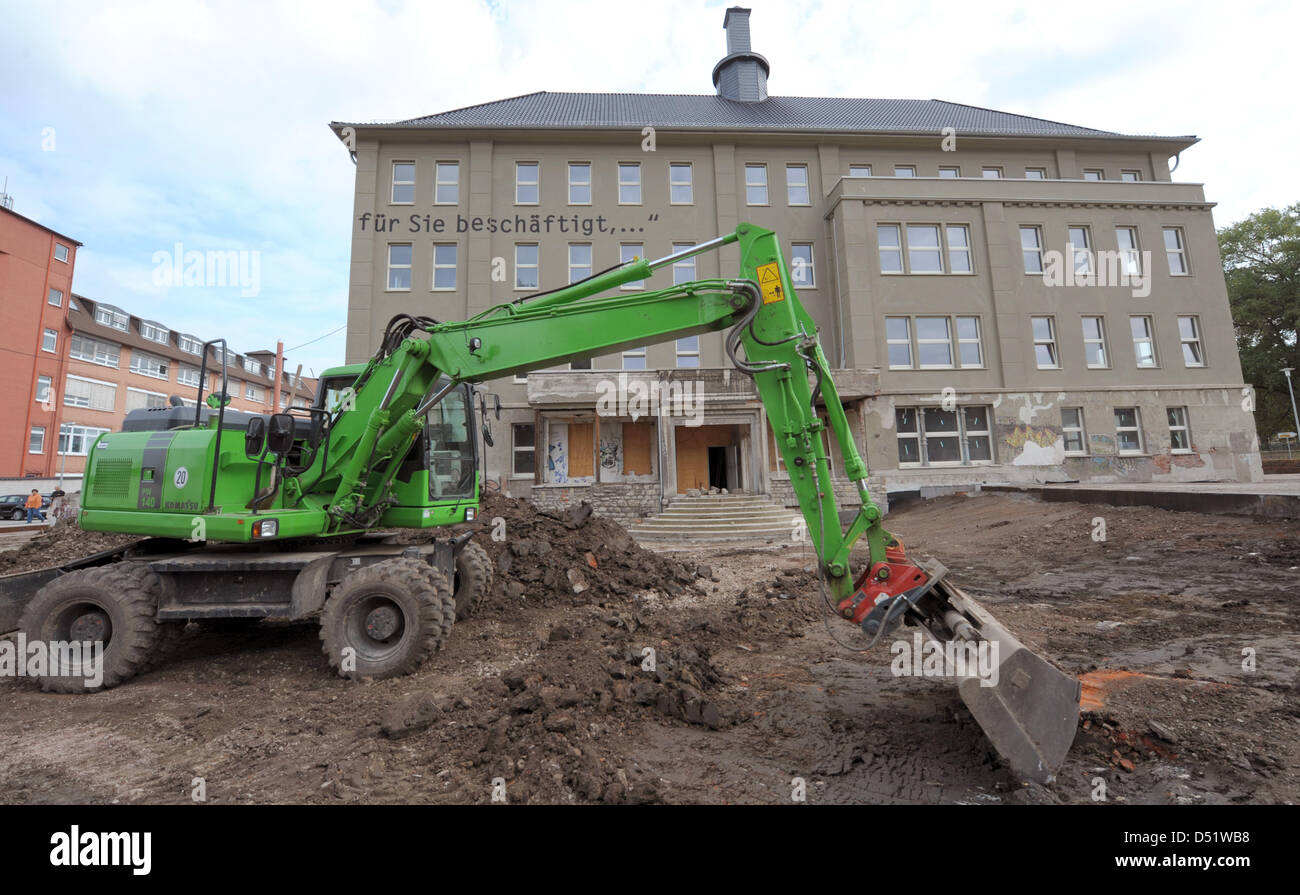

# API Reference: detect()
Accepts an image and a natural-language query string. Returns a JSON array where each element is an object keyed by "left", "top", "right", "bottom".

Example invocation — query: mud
[
  {"left": 0, "top": 525, "right": 137, "bottom": 576},
  {"left": 0, "top": 493, "right": 1295, "bottom": 804}
]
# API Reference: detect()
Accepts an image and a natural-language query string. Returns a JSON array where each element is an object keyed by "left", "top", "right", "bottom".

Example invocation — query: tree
[{"left": 1218, "top": 203, "right": 1300, "bottom": 442}]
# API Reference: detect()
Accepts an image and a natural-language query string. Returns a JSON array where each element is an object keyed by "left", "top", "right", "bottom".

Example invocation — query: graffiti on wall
[
  {"left": 599, "top": 439, "right": 621, "bottom": 471},
  {"left": 999, "top": 422, "right": 1063, "bottom": 466},
  {"left": 547, "top": 440, "right": 568, "bottom": 484}
]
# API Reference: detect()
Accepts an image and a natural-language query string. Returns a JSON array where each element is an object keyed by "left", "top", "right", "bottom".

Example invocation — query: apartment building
[{"left": 331, "top": 6, "right": 1260, "bottom": 518}]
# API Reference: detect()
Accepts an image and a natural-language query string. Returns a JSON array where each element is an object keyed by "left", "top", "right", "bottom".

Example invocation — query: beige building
[{"left": 332, "top": 6, "right": 1260, "bottom": 519}]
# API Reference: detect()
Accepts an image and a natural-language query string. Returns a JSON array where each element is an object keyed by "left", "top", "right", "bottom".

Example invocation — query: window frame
[
  {"left": 1031, "top": 316, "right": 1060, "bottom": 369},
  {"left": 511, "top": 423, "right": 536, "bottom": 478},
  {"left": 69, "top": 333, "right": 120, "bottom": 367},
  {"left": 675, "top": 335, "right": 700, "bottom": 368},
  {"left": 432, "top": 242, "right": 457, "bottom": 291},
  {"left": 669, "top": 162, "right": 693, "bottom": 205},
  {"left": 58, "top": 423, "right": 110, "bottom": 456},
  {"left": 1061, "top": 407, "right": 1088, "bottom": 456},
  {"left": 515, "top": 161, "right": 540, "bottom": 205},
  {"left": 789, "top": 242, "right": 815, "bottom": 288},
  {"left": 1082, "top": 169, "right": 1104, "bottom": 181},
  {"left": 744, "top": 163, "right": 769, "bottom": 205},
  {"left": 1121, "top": 170, "right": 1141, "bottom": 182},
  {"left": 94, "top": 304, "right": 129, "bottom": 331},
  {"left": 29, "top": 426, "right": 45, "bottom": 454},
  {"left": 621, "top": 345, "right": 647, "bottom": 370},
  {"left": 129, "top": 349, "right": 170, "bottom": 381},
  {"left": 1115, "top": 226, "right": 1142, "bottom": 277},
  {"left": 1114, "top": 407, "right": 1145, "bottom": 455},
  {"left": 1167, "top": 406, "right": 1192, "bottom": 454},
  {"left": 568, "top": 243, "right": 593, "bottom": 284},
  {"left": 938, "top": 166, "right": 960, "bottom": 178},
  {"left": 434, "top": 161, "right": 460, "bottom": 205},
  {"left": 64, "top": 374, "right": 118, "bottom": 411},
  {"left": 42, "top": 329, "right": 58, "bottom": 353},
  {"left": 1020, "top": 225, "right": 1045, "bottom": 274},
  {"left": 893, "top": 165, "right": 916, "bottom": 178},
  {"left": 386, "top": 243, "right": 413, "bottom": 292},
  {"left": 1130, "top": 315, "right": 1158, "bottom": 368},
  {"left": 1068, "top": 225, "right": 1092, "bottom": 275},
  {"left": 567, "top": 162, "right": 592, "bottom": 206},
  {"left": 785, "top": 164, "right": 811, "bottom": 206},
  {"left": 48, "top": 288, "right": 63, "bottom": 307},
  {"left": 915, "top": 316, "right": 955, "bottom": 369},
  {"left": 981, "top": 167, "right": 1003, "bottom": 179},
  {"left": 54, "top": 244, "right": 70, "bottom": 263},
  {"left": 1163, "top": 227, "right": 1189, "bottom": 275},
  {"left": 1024, "top": 168, "right": 1047, "bottom": 179},
  {"left": 514, "top": 243, "right": 539, "bottom": 291},
  {"left": 1082, "top": 315, "right": 1109, "bottom": 369},
  {"left": 849, "top": 164, "right": 872, "bottom": 177},
  {"left": 895, "top": 404, "right": 996, "bottom": 467},
  {"left": 1178, "top": 315, "right": 1205, "bottom": 367},
  {"left": 885, "top": 317, "right": 913, "bottom": 369},
  {"left": 391, "top": 161, "right": 416, "bottom": 205},
  {"left": 35, "top": 375, "right": 53, "bottom": 404},
  {"left": 618, "top": 162, "right": 642, "bottom": 205}
]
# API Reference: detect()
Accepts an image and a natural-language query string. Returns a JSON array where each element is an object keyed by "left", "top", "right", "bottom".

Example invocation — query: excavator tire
[
  {"left": 18, "top": 561, "right": 166, "bottom": 693},
  {"left": 320, "top": 556, "right": 455, "bottom": 680},
  {"left": 453, "top": 540, "right": 493, "bottom": 622}
]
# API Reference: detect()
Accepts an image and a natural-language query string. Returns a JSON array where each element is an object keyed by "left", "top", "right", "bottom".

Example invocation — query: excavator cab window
[{"left": 425, "top": 383, "right": 476, "bottom": 499}]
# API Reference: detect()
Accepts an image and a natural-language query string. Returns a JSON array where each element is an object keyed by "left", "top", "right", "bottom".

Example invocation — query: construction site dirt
[{"left": 0, "top": 493, "right": 1295, "bottom": 805}]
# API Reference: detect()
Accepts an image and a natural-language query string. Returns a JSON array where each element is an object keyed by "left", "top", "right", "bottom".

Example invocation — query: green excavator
[{"left": 3, "top": 223, "right": 1080, "bottom": 784}]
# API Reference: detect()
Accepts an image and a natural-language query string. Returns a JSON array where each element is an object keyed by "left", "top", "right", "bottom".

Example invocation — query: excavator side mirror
[
  {"left": 482, "top": 423, "right": 494, "bottom": 448},
  {"left": 244, "top": 417, "right": 267, "bottom": 459},
  {"left": 266, "top": 413, "right": 296, "bottom": 455},
  {"left": 307, "top": 412, "right": 326, "bottom": 449},
  {"left": 206, "top": 392, "right": 231, "bottom": 409}
]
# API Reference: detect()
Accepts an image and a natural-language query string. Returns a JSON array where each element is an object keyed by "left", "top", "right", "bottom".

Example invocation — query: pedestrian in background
[{"left": 25, "top": 489, "right": 45, "bottom": 524}]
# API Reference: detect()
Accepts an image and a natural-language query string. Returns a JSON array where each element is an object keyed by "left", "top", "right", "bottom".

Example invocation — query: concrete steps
[{"left": 628, "top": 492, "right": 800, "bottom": 544}]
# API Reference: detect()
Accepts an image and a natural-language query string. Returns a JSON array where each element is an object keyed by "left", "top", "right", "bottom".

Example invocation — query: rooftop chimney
[{"left": 712, "top": 7, "right": 769, "bottom": 103}]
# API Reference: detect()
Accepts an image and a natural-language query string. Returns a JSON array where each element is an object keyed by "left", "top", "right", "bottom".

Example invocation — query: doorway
[{"left": 675, "top": 423, "right": 746, "bottom": 493}]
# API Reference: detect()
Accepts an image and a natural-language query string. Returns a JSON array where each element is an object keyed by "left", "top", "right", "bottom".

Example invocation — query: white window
[
  {"left": 947, "top": 225, "right": 972, "bottom": 273},
  {"left": 745, "top": 164, "right": 768, "bottom": 204},
  {"left": 956, "top": 316, "right": 982, "bottom": 367},
  {"left": 670, "top": 163, "right": 693, "bottom": 204},
  {"left": 671, "top": 242, "right": 696, "bottom": 285},
  {"left": 1114, "top": 408, "right": 1144, "bottom": 454},
  {"left": 896, "top": 405, "right": 994, "bottom": 466},
  {"left": 95, "top": 304, "right": 129, "bottom": 330},
  {"left": 178, "top": 365, "right": 201, "bottom": 387},
  {"left": 907, "top": 224, "right": 943, "bottom": 273},
  {"left": 1020, "top": 226, "right": 1044, "bottom": 273},
  {"left": 619, "top": 243, "right": 644, "bottom": 289},
  {"left": 1121, "top": 171, "right": 1141, "bottom": 182},
  {"left": 245, "top": 383, "right": 264, "bottom": 401},
  {"left": 915, "top": 317, "right": 953, "bottom": 368},
  {"left": 387, "top": 243, "right": 412, "bottom": 290},
  {"left": 878, "top": 223, "right": 971, "bottom": 274},
  {"left": 130, "top": 350, "right": 170, "bottom": 380},
  {"left": 790, "top": 243, "right": 814, "bottom": 287},
  {"left": 59, "top": 423, "right": 109, "bottom": 456},
  {"left": 217, "top": 348, "right": 238, "bottom": 368},
  {"left": 849, "top": 165, "right": 872, "bottom": 177},
  {"left": 1116, "top": 227, "right": 1141, "bottom": 276},
  {"left": 938, "top": 166, "right": 960, "bottom": 178},
  {"left": 981, "top": 167, "right": 1003, "bottom": 178},
  {"left": 894, "top": 165, "right": 916, "bottom": 177},
  {"left": 1130, "top": 316, "right": 1157, "bottom": 367},
  {"left": 618, "top": 163, "right": 641, "bottom": 205},
  {"left": 622, "top": 345, "right": 647, "bottom": 370},
  {"left": 140, "top": 321, "right": 170, "bottom": 345},
  {"left": 568, "top": 163, "right": 591, "bottom": 205},
  {"left": 126, "top": 388, "right": 167, "bottom": 411},
  {"left": 391, "top": 161, "right": 415, "bottom": 204},
  {"left": 568, "top": 244, "right": 592, "bottom": 284},
  {"left": 1083, "top": 169, "right": 1104, "bottom": 181},
  {"left": 1082, "top": 316, "right": 1108, "bottom": 368},
  {"left": 435, "top": 162, "right": 459, "bottom": 204},
  {"left": 515, "top": 162, "right": 539, "bottom": 204},
  {"left": 676, "top": 335, "right": 700, "bottom": 368},
  {"left": 29, "top": 427, "right": 45, "bottom": 453},
  {"left": 42, "top": 329, "right": 57, "bottom": 352},
  {"left": 786, "top": 164, "right": 810, "bottom": 205},
  {"left": 1032, "top": 316, "right": 1059, "bottom": 368},
  {"left": 432, "top": 243, "right": 457, "bottom": 290},
  {"left": 1164, "top": 227, "right": 1188, "bottom": 275},
  {"left": 1069, "top": 226, "right": 1092, "bottom": 275},
  {"left": 64, "top": 375, "right": 117, "bottom": 411},
  {"left": 512, "top": 423, "right": 536, "bottom": 477},
  {"left": 54, "top": 244, "right": 69, "bottom": 263},
  {"left": 242, "top": 356, "right": 261, "bottom": 375},
  {"left": 515, "top": 244, "right": 539, "bottom": 290},
  {"left": 178, "top": 334, "right": 202, "bottom": 355},
  {"left": 1178, "top": 316, "right": 1204, "bottom": 367},
  {"left": 878, "top": 224, "right": 903, "bottom": 274},
  {"left": 69, "top": 333, "right": 120, "bottom": 367},
  {"left": 1061, "top": 408, "right": 1087, "bottom": 455},
  {"left": 885, "top": 317, "right": 912, "bottom": 369},
  {"left": 1167, "top": 407, "right": 1192, "bottom": 453},
  {"left": 48, "top": 288, "right": 63, "bottom": 307},
  {"left": 1024, "top": 168, "right": 1047, "bottom": 179},
  {"left": 35, "top": 375, "right": 52, "bottom": 403}
]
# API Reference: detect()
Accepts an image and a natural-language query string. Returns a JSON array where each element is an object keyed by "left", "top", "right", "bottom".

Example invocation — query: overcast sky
[{"left": 2, "top": 0, "right": 1295, "bottom": 376}]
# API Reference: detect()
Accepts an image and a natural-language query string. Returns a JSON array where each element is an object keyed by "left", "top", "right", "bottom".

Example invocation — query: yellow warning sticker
[{"left": 757, "top": 262, "right": 785, "bottom": 304}]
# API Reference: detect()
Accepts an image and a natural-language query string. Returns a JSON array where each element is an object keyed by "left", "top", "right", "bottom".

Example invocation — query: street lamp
[{"left": 1283, "top": 368, "right": 1300, "bottom": 455}]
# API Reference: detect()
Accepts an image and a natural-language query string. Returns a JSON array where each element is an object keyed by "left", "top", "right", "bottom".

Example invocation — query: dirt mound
[{"left": 0, "top": 525, "right": 137, "bottom": 577}]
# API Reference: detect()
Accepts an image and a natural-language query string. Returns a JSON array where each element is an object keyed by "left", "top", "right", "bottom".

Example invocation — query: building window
[
  {"left": 1082, "top": 169, "right": 1104, "bottom": 181},
  {"left": 567, "top": 162, "right": 591, "bottom": 205},
  {"left": 570, "top": 358, "right": 592, "bottom": 371},
  {"left": 981, "top": 167, "right": 1003, "bottom": 178},
  {"left": 622, "top": 346, "right": 647, "bottom": 370},
  {"left": 434, "top": 162, "right": 459, "bottom": 205},
  {"left": 671, "top": 242, "right": 696, "bottom": 285},
  {"left": 140, "top": 321, "right": 170, "bottom": 345},
  {"left": 1116, "top": 227, "right": 1141, "bottom": 276},
  {"left": 947, "top": 225, "right": 972, "bottom": 273},
  {"left": 849, "top": 165, "right": 872, "bottom": 177},
  {"left": 42, "top": 329, "right": 58, "bottom": 352},
  {"left": 1020, "top": 225, "right": 1044, "bottom": 273},
  {"left": 1082, "top": 316, "right": 1109, "bottom": 368},
  {"left": 514, "top": 244, "right": 539, "bottom": 290},
  {"left": 1024, "top": 168, "right": 1046, "bottom": 179},
  {"left": 1121, "top": 170, "right": 1141, "bottom": 182},
  {"left": 938, "top": 166, "right": 960, "bottom": 178},
  {"left": 1178, "top": 315, "right": 1204, "bottom": 366},
  {"left": 36, "top": 375, "right": 52, "bottom": 404},
  {"left": 1130, "top": 316, "right": 1157, "bottom": 367},
  {"left": 95, "top": 304, "right": 129, "bottom": 331},
  {"left": 744, "top": 164, "right": 768, "bottom": 204},
  {"left": 1114, "top": 407, "right": 1144, "bottom": 454},
  {"left": 54, "top": 244, "right": 69, "bottom": 263},
  {"left": 878, "top": 223, "right": 970, "bottom": 274},
  {"left": 178, "top": 334, "right": 202, "bottom": 355},
  {"left": 786, "top": 164, "right": 810, "bottom": 205},
  {"left": 878, "top": 225, "right": 904, "bottom": 274},
  {"left": 178, "top": 365, "right": 201, "bottom": 387},
  {"left": 29, "top": 427, "right": 45, "bottom": 454},
  {"left": 242, "top": 356, "right": 261, "bottom": 375},
  {"left": 896, "top": 405, "right": 994, "bottom": 466},
  {"left": 1163, "top": 227, "right": 1188, "bottom": 275},
  {"left": 245, "top": 383, "right": 264, "bottom": 401},
  {"left": 670, "top": 163, "right": 693, "bottom": 204},
  {"left": 1032, "top": 316, "right": 1059, "bottom": 368},
  {"left": 568, "top": 244, "right": 592, "bottom": 284},
  {"left": 790, "top": 243, "right": 815, "bottom": 287},
  {"left": 619, "top": 243, "right": 644, "bottom": 289},
  {"left": 1167, "top": 407, "right": 1192, "bottom": 453},
  {"left": 64, "top": 375, "right": 117, "bottom": 411},
  {"left": 885, "top": 316, "right": 912, "bottom": 368},
  {"left": 618, "top": 163, "right": 641, "bottom": 204},
  {"left": 432, "top": 243, "right": 457, "bottom": 290},
  {"left": 676, "top": 335, "right": 700, "bottom": 368},
  {"left": 1069, "top": 225, "right": 1092, "bottom": 275},
  {"left": 59, "top": 423, "right": 110, "bottom": 456},
  {"left": 1061, "top": 408, "right": 1087, "bottom": 455},
  {"left": 916, "top": 317, "right": 954, "bottom": 368},
  {"left": 512, "top": 424, "right": 535, "bottom": 477},
  {"left": 956, "top": 316, "right": 982, "bottom": 367},
  {"left": 126, "top": 388, "right": 168, "bottom": 411},
  {"left": 894, "top": 165, "right": 916, "bottom": 177},
  {"left": 130, "top": 350, "right": 170, "bottom": 380},
  {"left": 48, "top": 288, "right": 63, "bottom": 307},
  {"left": 391, "top": 161, "right": 415, "bottom": 204},
  {"left": 69, "top": 333, "right": 120, "bottom": 367},
  {"left": 515, "top": 162, "right": 539, "bottom": 204},
  {"left": 907, "top": 224, "right": 942, "bottom": 273},
  {"left": 387, "top": 244, "right": 412, "bottom": 290}
]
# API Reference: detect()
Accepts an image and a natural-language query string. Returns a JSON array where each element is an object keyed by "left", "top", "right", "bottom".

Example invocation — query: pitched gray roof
[{"left": 334, "top": 91, "right": 1192, "bottom": 141}]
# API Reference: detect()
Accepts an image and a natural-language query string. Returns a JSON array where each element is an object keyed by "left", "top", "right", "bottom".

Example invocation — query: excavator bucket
[{"left": 928, "top": 578, "right": 1081, "bottom": 784}]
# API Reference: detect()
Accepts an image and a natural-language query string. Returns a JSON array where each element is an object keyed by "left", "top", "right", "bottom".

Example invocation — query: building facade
[{"left": 332, "top": 7, "right": 1260, "bottom": 518}]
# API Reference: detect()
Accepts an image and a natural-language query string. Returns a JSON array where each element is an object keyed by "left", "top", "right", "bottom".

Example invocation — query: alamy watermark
[
  {"left": 890, "top": 632, "right": 1000, "bottom": 687},
  {"left": 152, "top": 242, "right": 261, "bottom": 297},
  {"left": 1041, "top": 249, "right": 1151, "bottom": 298},
  {"left": 0, "top": 634, "right": 104, "bottom": 688},
  {"left": 596, "top": 373, "right": 704, "bottom": 425}
]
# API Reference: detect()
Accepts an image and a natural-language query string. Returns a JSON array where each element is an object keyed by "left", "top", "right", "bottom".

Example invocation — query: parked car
[{"left": 0, "top": 493, "right": 51, "bottom": 521}]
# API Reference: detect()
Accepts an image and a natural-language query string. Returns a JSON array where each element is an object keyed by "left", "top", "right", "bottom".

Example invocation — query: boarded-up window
[
  {"left": 568, "top": 423, "right": 594, "bottom": 478},
  {"left": 623, "top": 421, "right": 653, "bottom": 475}
]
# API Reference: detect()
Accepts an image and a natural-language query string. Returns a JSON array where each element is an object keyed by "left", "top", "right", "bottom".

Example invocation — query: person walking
[
  {"left": 48, "top": 487, "right": 66, "bottom": 525},
  {"left": 24, "top": 489, "right": 45, "bottom": 524}
]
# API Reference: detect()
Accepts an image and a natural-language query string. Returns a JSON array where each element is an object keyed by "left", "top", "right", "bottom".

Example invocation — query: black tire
[
  {"left": 18, "top": 561, "right": 165, "bottom": 693},
  {"left": 453, "top": 540, "right": 494, "bottom": 621},
  {"left": 319, "top": 556, "right": 455, "bottom": 680},
  {"left": 11, "top": 509, "right": 24, "bottom": 522}
]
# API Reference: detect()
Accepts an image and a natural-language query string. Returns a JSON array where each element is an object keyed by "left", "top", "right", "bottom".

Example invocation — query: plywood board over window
[
  {"left": 568, "top": 422, "right": 594, "bottom": 478},
  {"left": 622, "top": 420, "right": 653, "bottom": 475}
]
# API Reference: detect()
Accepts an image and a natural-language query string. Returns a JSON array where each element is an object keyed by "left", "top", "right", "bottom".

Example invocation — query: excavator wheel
[
  {"left": 18, "top": 561, "right": 167, "bottom": 693},
  {"left": 320, "top": 556, "right": 455, "bottom": 680},
  {"left": 453, "top": 540, "right": 494, "bottom": 621}
]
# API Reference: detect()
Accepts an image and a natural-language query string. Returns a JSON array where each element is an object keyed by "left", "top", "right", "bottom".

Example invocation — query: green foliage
[{"left": 1218, "top": 203, "right": 1300, "bottom": 440}]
